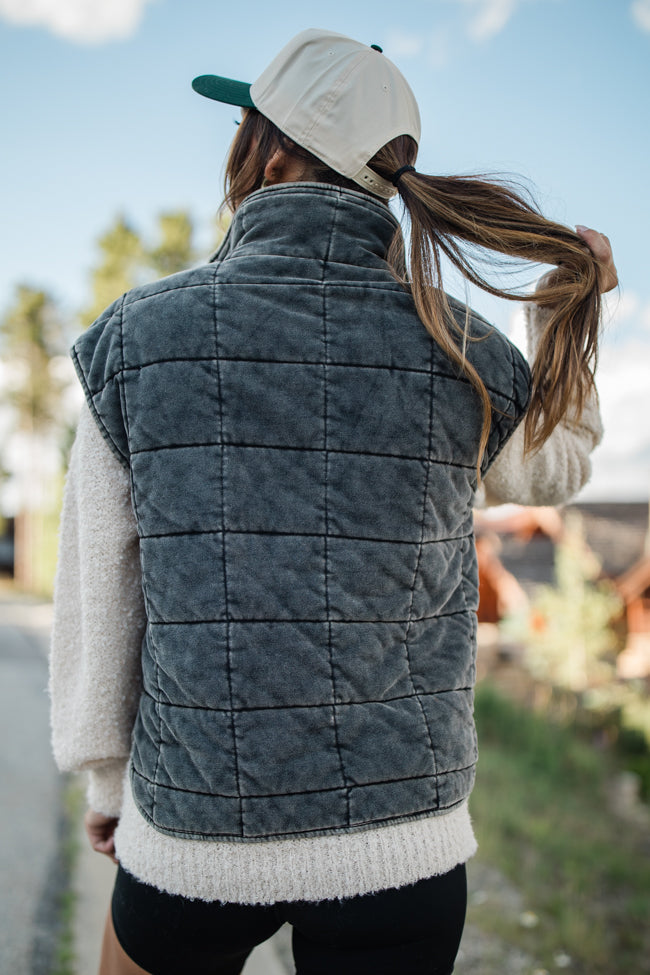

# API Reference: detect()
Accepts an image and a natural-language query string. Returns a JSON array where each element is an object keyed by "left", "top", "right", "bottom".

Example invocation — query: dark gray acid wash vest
[{"left": 72, "top": 183, "right": 531, "bottom": 842}]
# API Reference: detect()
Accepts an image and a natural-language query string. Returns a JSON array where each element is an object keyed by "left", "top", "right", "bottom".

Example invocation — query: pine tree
[
  {"left": 82, "top": 208, "right": 228, "bottom": 328},
  {"left": 82, "top": 215, "right": 145, "bottom": 324},
  {"left": 0, "top": 285, "right": 66, "bottom": 589},
  {"left": 0, "top": 285, "right": 64, "bottom": 433},
  {"left": 149, "top": 211, "right": 196, "bottom": 277}
]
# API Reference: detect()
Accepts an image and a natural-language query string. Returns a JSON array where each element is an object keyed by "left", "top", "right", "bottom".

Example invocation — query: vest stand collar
[{"left": 211, "top": 181, "right": 401, "bottom": 267}]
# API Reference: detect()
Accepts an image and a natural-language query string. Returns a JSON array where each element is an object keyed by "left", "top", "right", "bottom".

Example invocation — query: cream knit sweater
[{"left": 49, "top": 305, "right": 603, "bottom": 904}]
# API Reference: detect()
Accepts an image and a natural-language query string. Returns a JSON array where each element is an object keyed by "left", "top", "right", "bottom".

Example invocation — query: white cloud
[
  {"left": 386, "top": 26, "right": 453, "bottom": 69},
  {"left": 568, "top": 290, "right": 650, "bottom": 499},
  {"left": 388, "top": 0, "right": 562, "bottom": 64},
  {"left": 612, "top": 291, "right": 641, "bottom": 321},
  {"left": 0, "top": 0, "right": 154, "bottom": 44},
  {"left": 446, "top": 0, "right": 562, "bottom": 43},
  {"left": 631, "top": 0, "right": 650, "bottom": 32},
  {"left": 582, "top": 337, "right": 650, "bottom": 499},
  {"left": 447, "top": 0, "right": 520, "bottom": 42},
  {"left": 463, "top": 0, "right": 520, "bottom": 42},
  {"left": 506, "top": 293, "right": 650, "bottom": 500},
  {"left": 385, "top": 29, "right": 424, "bottom": 59},
  {"left": 603, "top": 290, "right": 639, "bottom": 327},
  {"left": 602, "top": 289, "right": 650, "bottom": 336},
  {"left": 506, "top": 305, "right": 527, "bottom": 353}
]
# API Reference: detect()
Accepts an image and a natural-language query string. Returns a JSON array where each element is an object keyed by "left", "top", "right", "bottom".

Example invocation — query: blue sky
[{"left": 1, "top": 0, "right": 649, "bottom": 500}]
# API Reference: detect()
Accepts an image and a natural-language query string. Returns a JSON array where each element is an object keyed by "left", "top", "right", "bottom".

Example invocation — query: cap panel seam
[{"left": 295, "top": 48, "right": 372, "bottom": 148}]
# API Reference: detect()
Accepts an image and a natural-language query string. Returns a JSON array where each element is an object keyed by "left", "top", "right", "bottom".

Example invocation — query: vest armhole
[{"left": 71, "top": 348, "right": 130, "bottom": 472}]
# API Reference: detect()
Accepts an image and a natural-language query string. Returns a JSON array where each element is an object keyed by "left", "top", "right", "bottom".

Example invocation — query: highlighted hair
[{"left": 224, "top": 110, "right": 601, "bottom": 470}]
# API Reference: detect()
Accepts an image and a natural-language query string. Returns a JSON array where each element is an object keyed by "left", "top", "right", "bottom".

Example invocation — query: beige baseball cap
[{"left": 192, "top": 28, "right": 421, "bottom": 200}]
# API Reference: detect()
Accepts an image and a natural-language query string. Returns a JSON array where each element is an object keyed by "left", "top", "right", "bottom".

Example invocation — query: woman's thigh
[
  {"left": 110, "top": 865, "right": 284, "bottom": 975},
  {"left": 284, "top": 865, "right": 467, "bottom": 975}
]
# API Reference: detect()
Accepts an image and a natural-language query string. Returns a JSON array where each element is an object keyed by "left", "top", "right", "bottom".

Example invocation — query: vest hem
[{"left": 115, "top": 774, "right": 478, "bottom": 904}]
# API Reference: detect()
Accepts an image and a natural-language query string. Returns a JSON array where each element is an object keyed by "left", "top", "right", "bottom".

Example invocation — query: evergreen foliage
[
  {"left": 0, "top": 205, "right": 223, "bottom": 591},
  {"left": 0, "top": 285, "right": 65, "bottom": 433},
  {"left": 82, "top": 216, "right": 145, "bottom": 324},
  {"left": 149, "top": 211, "right": 197, "bottom": 277},
  {"left": 81, "top": 209, "right": 215, "bottom": 325},
  {"left": 522, "top": 512, "right": 622, "bottom": 692}
]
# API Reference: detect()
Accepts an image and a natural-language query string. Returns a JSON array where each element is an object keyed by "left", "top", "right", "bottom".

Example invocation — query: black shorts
[{"left": 111, "top": 862, "right": 467, "bottom": 975}]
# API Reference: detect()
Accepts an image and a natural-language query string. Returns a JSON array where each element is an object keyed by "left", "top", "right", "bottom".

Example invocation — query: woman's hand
[
  {"left": 575, "top": 225, "right": 618, "bottom": 293},
  {"left": 84, "top": 809, "right": 119, "bottom": 864},
  {"left": 536, "top": 226, "right": 618, "bottom": 298}
]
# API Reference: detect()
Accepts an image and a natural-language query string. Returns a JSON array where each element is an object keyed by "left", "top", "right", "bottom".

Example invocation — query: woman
[{"left": 50, "top": 28, "right": 616, "bottom": 975}]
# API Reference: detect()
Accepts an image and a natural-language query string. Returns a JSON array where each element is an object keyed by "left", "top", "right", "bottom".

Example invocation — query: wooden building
[{"left": 615, "top": 554, "right": 650, "bottom": 679}]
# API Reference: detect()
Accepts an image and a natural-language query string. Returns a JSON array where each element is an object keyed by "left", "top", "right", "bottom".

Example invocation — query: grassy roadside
[
  {"left": 470, "top": 681, "right": 650, "bottom": 975},
  {"left": 50, "top": 776, "right": 84, "bottom": 975}
]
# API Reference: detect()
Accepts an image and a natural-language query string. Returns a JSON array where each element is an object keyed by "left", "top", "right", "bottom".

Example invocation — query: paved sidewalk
[
  {"left": 73, "top": 820, "right": 289, "bottom": 974},
  {"left": 0, "top": 586, "right": 289, "bottom": 975},
  {"left": 73, "top": 818, "right": 290, "bottom": 974},
  {"left": 2, "top": 585, "right": 539, "bottom": 974},
  {"left": 0, "top": 591, "right": 61, "bottom": 975}
]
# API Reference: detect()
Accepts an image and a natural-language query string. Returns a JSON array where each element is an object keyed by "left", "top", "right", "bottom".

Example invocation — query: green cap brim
[{"left": 191, "top": 75, "right": 255, "bottom": 108}]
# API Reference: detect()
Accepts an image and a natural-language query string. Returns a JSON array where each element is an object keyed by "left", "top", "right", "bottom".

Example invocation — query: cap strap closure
[{"left": 353, "top": 164, "right": 397, "bottom": 200}]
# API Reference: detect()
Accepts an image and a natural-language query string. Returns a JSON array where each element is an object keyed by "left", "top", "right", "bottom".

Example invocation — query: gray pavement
[
  {"left": 73, "top": 821, "right": 290, "bottom": 974},
  {"left": 0, "top": 587, "right": 290, "bottom": 975},
  {"left": 0, "top": 590, "right": 62, "bottom": 975},
  {"left": 0, "top": 584, "right": 542, "bottom": 975}
]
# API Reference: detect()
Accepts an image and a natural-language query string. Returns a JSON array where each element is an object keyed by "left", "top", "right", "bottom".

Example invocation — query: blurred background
[{"left": 0, "top": 2, "right": 648, "bottom": 974}]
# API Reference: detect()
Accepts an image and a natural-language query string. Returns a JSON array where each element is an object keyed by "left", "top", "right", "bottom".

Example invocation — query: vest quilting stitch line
[{"left": 72, "top": 183, "right": 532, "bottom": 842}]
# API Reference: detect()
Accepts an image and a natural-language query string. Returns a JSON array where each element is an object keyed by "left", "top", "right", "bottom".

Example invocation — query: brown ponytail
[
  {"left": 224, "top": 110, "right": 602, "bottom": 469},
  {"left": 368, "top": 137, "right": 601, "bottom": 466}
]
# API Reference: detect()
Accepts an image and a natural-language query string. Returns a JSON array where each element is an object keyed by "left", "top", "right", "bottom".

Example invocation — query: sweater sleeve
[
  {"left": 49, "top": 402, "right": 146, "bottom": 816},
  {"left": 481, "top": 304, "right": 603, "bottom": 507}
]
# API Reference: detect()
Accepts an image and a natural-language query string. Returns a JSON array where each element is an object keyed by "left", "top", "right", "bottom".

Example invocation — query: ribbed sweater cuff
[{"left": 86, "top": 759, "right": 128, "bottom": 817}]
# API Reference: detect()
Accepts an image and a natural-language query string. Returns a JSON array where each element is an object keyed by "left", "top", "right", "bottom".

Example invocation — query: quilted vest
[{"left": 72, "top": 183, "right": 531, "bottom": 842}]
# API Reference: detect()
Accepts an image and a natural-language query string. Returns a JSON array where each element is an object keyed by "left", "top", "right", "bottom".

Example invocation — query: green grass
[
  {"left": 470, "top": 682, "right": 650, "bottom": 975},
  {"left": 50, "top": 777, "right": 84, "bottom": 975}
]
